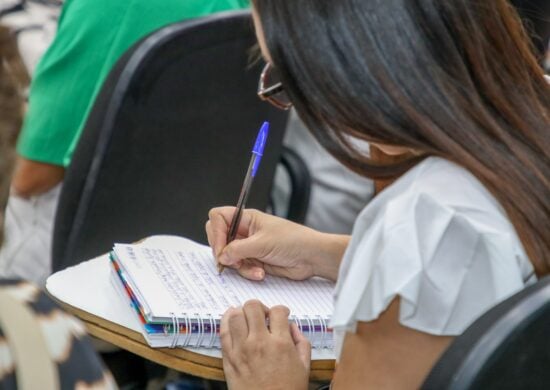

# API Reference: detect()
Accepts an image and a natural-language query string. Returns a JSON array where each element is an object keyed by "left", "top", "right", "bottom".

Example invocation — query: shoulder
[
  {"left": 355, "top": 157, "right": 509, "bottom": 234},
  {"left": 393, "top": 157, "right": 500, "bottom": 210},
  {"left": 332, "top": 157, "right": 533, "bottom": 337}
]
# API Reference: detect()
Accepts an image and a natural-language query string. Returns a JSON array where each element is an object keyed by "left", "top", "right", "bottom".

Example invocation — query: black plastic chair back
[
  {"left": 52, "top": 11, "right": 289, "bottom": 271},
  {"left": 510, "top": 0, "right": 550, "bottom": 56},
  {"left": 423, "top": 276, "right": 550, "bottom": 389}
]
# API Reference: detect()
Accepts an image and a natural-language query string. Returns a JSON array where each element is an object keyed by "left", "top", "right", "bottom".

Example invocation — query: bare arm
[
  {"left": 11, "top": 157, "right": 64, "bottom": 197},
  {"left": 308, "top": 232, "right": 349, "bottom": 281},
  {"left": 332, "top": 298, "right": 453, "bottom": 389}
]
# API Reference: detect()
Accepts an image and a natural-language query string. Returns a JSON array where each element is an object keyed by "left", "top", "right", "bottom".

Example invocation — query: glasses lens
[
  {"left": 271, "top": 91, "right": 292, "bottom": 109},
  {"left": 264, "top": 64, "right": 281, "bottom": 88},
  {"left": 263, "top": 66, "right": 292, "bottom": 108}
]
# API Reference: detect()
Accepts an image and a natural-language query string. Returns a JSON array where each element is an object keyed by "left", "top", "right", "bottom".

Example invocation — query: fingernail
[{"left": 254, "top": 269, "right": 264, "bottom": 280}]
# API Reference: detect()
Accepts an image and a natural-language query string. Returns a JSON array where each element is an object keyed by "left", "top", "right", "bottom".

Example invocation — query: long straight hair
[{"left": 252, "top": 0, "right": 550, "bottom": 275}]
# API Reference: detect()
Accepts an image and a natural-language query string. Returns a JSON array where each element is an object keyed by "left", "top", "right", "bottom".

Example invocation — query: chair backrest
[
  {"left": 510, "top": 0, "right": 550, "bottom": 56},
  {"left": 52, "top": 11, "right": 289, "bottom": 272},
  {"left": 422, "top": 276, "right": 550, "bottom": 389}
]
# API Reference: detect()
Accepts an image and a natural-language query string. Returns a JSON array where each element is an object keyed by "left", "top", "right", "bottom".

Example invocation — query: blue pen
[{"left": 218, "top": 121, "right": 270, "bottom": 274}]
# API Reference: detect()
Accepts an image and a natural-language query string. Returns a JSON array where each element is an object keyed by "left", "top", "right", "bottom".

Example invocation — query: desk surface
[
  {"left": 56, "top": 299, "right": 335, "bottom": 381},
  {"left": 47, "top": 236, "right": 335, "bottom": 382}
]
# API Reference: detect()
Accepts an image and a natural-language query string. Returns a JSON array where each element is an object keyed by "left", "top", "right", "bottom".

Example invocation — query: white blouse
[{"left": 330, "top": 157, "right": 536, "bottom": 358}]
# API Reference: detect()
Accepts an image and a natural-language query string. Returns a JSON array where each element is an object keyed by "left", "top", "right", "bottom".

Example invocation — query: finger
[
  {"left": 208, "top": 207, "right": 257, "bottom": 259},
  {"left": 206, "top": 219, "right": 235, "bottom": 269},
  {"left": 221, "top": 307, "right": 248, "bottom": 351},
  {"left": 263, "top": 263, "right": 294, "bottom": 280},
  {"left": 205, "top": 220, "right": 215, "bottom": 254},
  {"left": 207, "top": 207, "right": 233, "bottom": 257},
  {"left": 237, "top": 258, "right": 265, "bottom": 281},
  {"left": 268, "top": 305, "right": 291, "bottom": 337},
  {"left": 242, "top": 300, "right": 269, "bottom": 337},
  {"left": 219, "top": 235, "right": 268, "bottom": 267},
  {"left": 214, "top": 207, "right": 256, "bottom": 239},
  {"left": 290, "top": 322, "right": 312, "bottom": 371},
  {"left": 206, "top": 215, "right": 244, "bottom": 243}
]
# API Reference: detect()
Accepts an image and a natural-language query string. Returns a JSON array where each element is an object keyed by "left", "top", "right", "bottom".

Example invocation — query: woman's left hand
[{"left": 220, "top": 300, "right": 311, "bottom": 390}]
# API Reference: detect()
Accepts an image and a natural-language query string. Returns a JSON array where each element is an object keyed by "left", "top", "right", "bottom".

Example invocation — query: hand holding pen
[{"left": 217, "top": 122, "right": 270, "bottom": 274}]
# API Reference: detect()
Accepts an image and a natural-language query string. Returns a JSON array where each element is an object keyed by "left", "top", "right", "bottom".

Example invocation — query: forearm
[
  {"left": 306, "top": 232, "right": 350, "bottom": 282},
  {"left": 11, "top": 157, "right": 65, "bottom": 197}
]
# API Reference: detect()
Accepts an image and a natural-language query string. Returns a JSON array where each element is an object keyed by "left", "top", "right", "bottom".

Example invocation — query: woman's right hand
[{"left": 206, "top": 207, "right": 347, "bottom": 282}]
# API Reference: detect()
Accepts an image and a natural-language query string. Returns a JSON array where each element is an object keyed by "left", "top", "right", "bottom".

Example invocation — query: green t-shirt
[{"left": 17, "top": 0, "right": 249, "bottom": 167}]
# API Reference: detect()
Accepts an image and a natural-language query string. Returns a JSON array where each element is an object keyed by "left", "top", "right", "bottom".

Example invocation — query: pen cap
[{"left": 251, "top": 121, "right": 270, "bottom": 177}]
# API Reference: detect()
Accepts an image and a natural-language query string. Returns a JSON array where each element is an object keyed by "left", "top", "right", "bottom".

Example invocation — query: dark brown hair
[
  {"left": 253, "top": 0, "right": 550, "bottom": 275},
  {"left": 0, "top": 26, "right": 27, "bottom": 246}
]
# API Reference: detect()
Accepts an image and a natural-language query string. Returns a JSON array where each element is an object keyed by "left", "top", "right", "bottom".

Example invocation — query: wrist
[{"left": 305, "top": 231, "right": 349, "bottom": 282}]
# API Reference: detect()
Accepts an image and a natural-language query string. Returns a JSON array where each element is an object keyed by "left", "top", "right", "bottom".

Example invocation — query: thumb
[
  {"left": 290, "top": 323, "right": 311, "bottom": 371},
  {"left": 219, "top": 235, "right": 267, "bottom": 266}
]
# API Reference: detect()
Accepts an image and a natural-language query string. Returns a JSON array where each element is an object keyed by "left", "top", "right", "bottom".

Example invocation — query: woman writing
[{"left": 206, "top": 1, "right": 550, "bottom": 388}]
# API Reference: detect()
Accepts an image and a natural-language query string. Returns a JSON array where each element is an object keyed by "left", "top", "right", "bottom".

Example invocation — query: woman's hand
[
  {"left": 221, "top": 300, "right": 311, "bottom": 390},
  {"left": 206, "top": 207, "right": 348, "bottom": 282}
]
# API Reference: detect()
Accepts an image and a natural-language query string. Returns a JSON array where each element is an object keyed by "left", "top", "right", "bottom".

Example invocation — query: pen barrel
[{"left": 227, "top": 155, "right": 256, "bottom": 243}]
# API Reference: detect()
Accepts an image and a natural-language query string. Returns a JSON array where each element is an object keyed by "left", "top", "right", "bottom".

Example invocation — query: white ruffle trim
[{"left": 331, "top": 192, "right": 533, "bottom": 340}]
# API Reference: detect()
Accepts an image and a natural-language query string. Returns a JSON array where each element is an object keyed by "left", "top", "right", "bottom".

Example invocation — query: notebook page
[{"left": 114, "top": 244, "right": 334, "bottom": 321}]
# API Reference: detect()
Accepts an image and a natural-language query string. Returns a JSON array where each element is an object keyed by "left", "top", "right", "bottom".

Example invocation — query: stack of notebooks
[{"left": 110, "top": 238, "right": 335, "bottom": 350}]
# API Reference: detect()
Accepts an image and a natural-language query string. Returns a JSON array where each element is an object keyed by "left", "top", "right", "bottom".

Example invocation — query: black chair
[
  {"left": 422, "top": 276, "right": 550, "bottom": 389},
  {"left": 511, "top": 0, "right": 550, "bottom": 57},
  {"left": 277, "top": 146, "right": 311, "bottom": 224},
  {"left": 51, "top": 11, "right": 308, "bottom": 272}
]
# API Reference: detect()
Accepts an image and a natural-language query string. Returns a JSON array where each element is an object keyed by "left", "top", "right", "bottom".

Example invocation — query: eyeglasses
[{"left": 257, "top": 63, "right": 293, "bottom": 110}]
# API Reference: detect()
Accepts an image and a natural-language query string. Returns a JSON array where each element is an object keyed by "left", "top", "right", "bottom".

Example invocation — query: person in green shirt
[{"left": 0, "top": 0, "right": 249, "bottom": 284}]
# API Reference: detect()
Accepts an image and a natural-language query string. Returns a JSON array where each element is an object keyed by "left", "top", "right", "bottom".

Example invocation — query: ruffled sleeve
[{"left": 330, "top": 191, "right": 532, "bottom": 338}]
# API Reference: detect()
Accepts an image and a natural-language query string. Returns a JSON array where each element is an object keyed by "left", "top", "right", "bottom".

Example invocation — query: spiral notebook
[{"left": 110, "top": 239, "right": 335, "bottom": 349}]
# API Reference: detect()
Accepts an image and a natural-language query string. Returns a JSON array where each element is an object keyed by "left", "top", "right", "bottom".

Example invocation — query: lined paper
[{"left": 113, "top": 243, "right": 334, "bottom": 321}]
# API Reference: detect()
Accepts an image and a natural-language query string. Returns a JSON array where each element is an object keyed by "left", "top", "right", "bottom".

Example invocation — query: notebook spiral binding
[
  {"left": 167, "top": 312, "right": 329, "bottom": 349},
  {"left": 169, "top": 313, "right": 178, "bottom": 348},
  {"left": 291, "top": 314, "right": 331, "bottom": 349},
  {"left": 182, "top": 313, "right": 191, "bottom": 346},
  {"left": 291, "top": 314, "right": 301, "bottom": 334},
  {"left": 207, "top": 314, "right": 217, "bottom": 348},
  {"left": 195, "top": 314, "right": 205, "bottom": 347},
  {"left": 317, "top": 315, "right": 327, "bottom": 349},
  {"left": 304, "top": 315, "right": 313, "bottom": 341}
]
